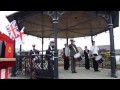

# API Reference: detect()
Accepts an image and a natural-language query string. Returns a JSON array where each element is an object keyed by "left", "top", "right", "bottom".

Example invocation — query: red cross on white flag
[{"left": 15, "top": 27, "right": 25, "bottom": 45}]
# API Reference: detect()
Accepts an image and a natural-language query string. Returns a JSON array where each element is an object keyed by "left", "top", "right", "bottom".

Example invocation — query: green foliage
[
  {"left": 101, "top": 52, "right": 110, "bottom": 60},
  {"left": 117, "top": 64, "right": 120, "bottom": 68}
]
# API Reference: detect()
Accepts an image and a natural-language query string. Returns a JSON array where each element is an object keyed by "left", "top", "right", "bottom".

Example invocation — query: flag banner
[
  {"left": 6, "top": 20, "right": 19, "bottom": 40},
  {"left": 5, "top": 41, "right": 14, "bottom": 58},
  {"left": 15, "top": 27, "right": 25, "bottom": 45},
  {"left": 6, "top": 20, "right": 25, "bottom": 45}
]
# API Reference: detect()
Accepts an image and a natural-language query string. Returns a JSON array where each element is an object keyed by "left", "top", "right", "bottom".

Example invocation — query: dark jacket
[
  {"left": 45, "top": 45, "right": 54, "bottom": 59},
  {"left": 46, "top": 45, "right": 54, "bottom": 54},
  {"left": 30, "top": 49, "right": 39, "bottom": 58},
  {"left": 84, "top": 50, "right": 89, "bottom": 58},
  {"left": 69, "top": 44, "right": 78, "bottom": 57}
]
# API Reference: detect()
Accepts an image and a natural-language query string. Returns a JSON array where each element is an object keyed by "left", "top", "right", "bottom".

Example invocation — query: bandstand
[{"left": 7, "top": 11, "right": 119, "bottom": 79}]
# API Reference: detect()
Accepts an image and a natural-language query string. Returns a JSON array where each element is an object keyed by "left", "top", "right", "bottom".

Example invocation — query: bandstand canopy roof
[{"left": 7, "top": 11, "right": 119, "bottom": 38}]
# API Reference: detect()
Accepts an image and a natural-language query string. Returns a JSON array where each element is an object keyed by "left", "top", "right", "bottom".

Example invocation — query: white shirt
[
  {"left": 65, "top": 46, "right": 70, "bottom": 57},
  {"left": 90, "top": 45, "right": 99, "bottom": 55}
]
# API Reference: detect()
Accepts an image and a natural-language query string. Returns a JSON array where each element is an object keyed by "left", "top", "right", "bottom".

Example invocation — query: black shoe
[
  {"left": 94, "top": 70, "right": 100, "bottom": 72},
  {"left": 72, "top": 71, "right": 77, "bottom": 73},
  {"left": 64, "top": 69, "right": 68, "bottom": 70},
  {"left": 86, "top": 68, "right": 90, "bottom": 70}
]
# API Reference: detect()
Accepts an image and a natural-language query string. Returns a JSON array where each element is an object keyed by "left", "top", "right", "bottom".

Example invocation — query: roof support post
[
  {"left": 41, "top": 37, "right": 44, "bottom": 70},
  {"left": 66, "top": 37, "right": 68, "bottom": 45},
  {"left": 53, "top": 11, "right": 59, "bottom": 79},
  {"left": 108, "top": 12, "right": 117, "bottom": 78},
  {"left": 91, "top": 36, "right": 93, "bottom": 43},
  {"left": 19, "top": 45, "right": 22, "bottom": 71}
]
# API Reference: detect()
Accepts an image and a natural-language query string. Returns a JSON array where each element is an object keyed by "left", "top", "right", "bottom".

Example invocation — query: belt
[{"left": 93, "top": 54, "right": 98, "bottom": 55}]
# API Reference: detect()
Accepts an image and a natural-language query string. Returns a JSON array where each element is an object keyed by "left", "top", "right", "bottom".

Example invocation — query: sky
[{"left": 0, "top": 11, "right": 120, "bottom": 51}]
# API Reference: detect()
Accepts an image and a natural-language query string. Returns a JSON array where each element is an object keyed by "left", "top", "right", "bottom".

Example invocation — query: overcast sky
[{"left": 0, "top": 11, "right": 120, "bottom": 51}]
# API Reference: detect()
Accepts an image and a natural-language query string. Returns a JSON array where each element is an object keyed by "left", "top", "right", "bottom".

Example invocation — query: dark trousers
[
  {"left": 64, "top": 57, "right": 69, "bottom": 70},
  {"left": 48, "top": 59, "right": 54, "bottom": 70},
  {"left": 71, "top": 57, "right": 76, "bottom": 72},
  {"left": 48, "top": 59, "right": 51, "bottom": 69},
  {"left": 11, "top": 66, "right": 16, "bottom": 77},
  {"left": 93, "top": 54, "right": 98, "bottom": 71},
  {"left": 85, "top": 57, "right": 90, "bottom": 69}
]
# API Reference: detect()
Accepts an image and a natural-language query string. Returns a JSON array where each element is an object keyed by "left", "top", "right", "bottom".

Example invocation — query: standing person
[
  {"left": 63, "top": 44, "right": 70, "bottom": 70},
  {"left": 30, "top": 44, "right": 40, "bottom": 61},
  {"left": 84, "top": 46, "right": 90, "bottom": 70},
  {"left": 30, "top": 44, "right": 39, "bottom": 55},
  {"left": 90, "top": 41, "right": 100, "bottom": 72},
  {"left": 30, "top": 44, "right": 40, "bottom": 77},
  {"left": 46, "top": 41, "right": 55, "bottom": 70},
  {"left": 69, "top": 39, "right": 79, "bottom": 73}
]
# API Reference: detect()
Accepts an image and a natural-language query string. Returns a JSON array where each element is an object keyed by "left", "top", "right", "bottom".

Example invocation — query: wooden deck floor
[{"left": 9, "top": 67, "right": 120, "bottom": 79}]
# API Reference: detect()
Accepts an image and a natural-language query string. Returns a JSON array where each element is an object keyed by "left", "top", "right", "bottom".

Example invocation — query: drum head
[
  {"left": 74, "top": 53, "right": 81, "bottom": 59},
  {"left": 95, "top": 55, "right": 102, "bottom": 61}
]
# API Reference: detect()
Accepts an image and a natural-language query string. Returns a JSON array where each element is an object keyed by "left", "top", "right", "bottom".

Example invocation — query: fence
[
  {"left": 12, "top": 52, "right": 112, "bottom": 79},
  {"left": 13, "top": 53, "right": 54, "bottom": 79}
]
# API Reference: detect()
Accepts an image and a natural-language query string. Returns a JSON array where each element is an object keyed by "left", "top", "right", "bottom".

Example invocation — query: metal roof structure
[{"left": 7, "top": 11, "right": 119, "bottom": 38}]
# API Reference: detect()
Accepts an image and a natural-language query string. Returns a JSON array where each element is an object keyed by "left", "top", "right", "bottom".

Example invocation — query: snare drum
[
  {"left": 95, "top": 55, "right": 104, "bottom": 63},
  {"left": 74, "top": 53, "right": 81, "bottom": 59}
]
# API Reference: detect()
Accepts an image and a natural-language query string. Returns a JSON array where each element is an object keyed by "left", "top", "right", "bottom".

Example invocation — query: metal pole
[
  {"left": 19, "top": 45, "right": 22, "bottom": 71},
  {"left": 108, "top": 12, "right": 117, "bottom": 78},
  {"left": 91, "top": 36, "right": 93, "bottom": 68},
  {"left": 20, "top": 45, "right": 22, "bottom": 54},
  {"left": 91, "top": 36, "right": 93, "bottom": 43},
  {"left": 41, "top": 13, "right": 44, "bottom": 70},
  {"left": 41, "top": 37, "right": 44, "bottom": 69},
  {"left": 11, "top": 40, "right": 16, "bottom": 77},
  {"left": 53, "top": 11, "right": 59, "bottom": 79},
  {"left": 66, "top": 37, "right": 68, "bottom": 45}
]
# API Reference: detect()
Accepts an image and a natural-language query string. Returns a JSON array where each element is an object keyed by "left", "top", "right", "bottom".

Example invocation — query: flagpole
[
  {"left": 11, "top": 40, "right": 16, "bottom": 77},
  {"left": 41, "top": 37, "right": 44, "bottom": 70},
  {"left": 19, "top": 45, "right": 22, "bottom": 71}
]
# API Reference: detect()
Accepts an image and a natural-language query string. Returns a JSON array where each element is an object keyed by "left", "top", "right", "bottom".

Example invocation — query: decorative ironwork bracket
[{"left": 45, "top": 11, "right": 66, "bottom": 22}]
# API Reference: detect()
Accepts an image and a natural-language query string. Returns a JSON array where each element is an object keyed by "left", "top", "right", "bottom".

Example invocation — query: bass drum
[{"left": 95, "top": 55, "right": 104, "bottom": 63}]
